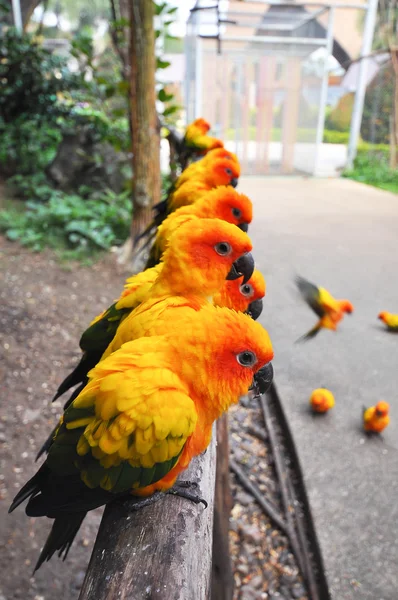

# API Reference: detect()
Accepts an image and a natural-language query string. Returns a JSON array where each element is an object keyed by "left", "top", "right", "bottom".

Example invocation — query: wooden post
[
  {"left": 127, "top": 0, "right": 160, "bottom": 270},
  {"left": 79, "top": 436, "right": 216, "bottom": 600},
  {"left": 211, "top": 414, "right": 234, "bottom": 600}
]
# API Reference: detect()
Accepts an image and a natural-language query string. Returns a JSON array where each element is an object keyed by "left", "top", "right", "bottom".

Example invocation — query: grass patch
[{"left": 343, "top": 151, "right": 398, "bottom": 194}]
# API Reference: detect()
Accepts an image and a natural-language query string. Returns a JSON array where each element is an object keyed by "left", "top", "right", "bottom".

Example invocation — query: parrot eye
[
  {"left": 225, "top": 167, "right": 233, "bottom": 176},
  {"left": 232, "top": 207, "right": 241, "bottom": 219},
  {"left": 239, "top": 283, "right": 254, "bottom": 297},
  {"left": 215, "top": 241, "right": 232, "bottom": 256},
  {"left": 237, "top": 351, "right": 257, "bottom": 367}
]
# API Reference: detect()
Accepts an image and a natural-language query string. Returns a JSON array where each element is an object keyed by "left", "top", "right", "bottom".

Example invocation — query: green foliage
[
  {"left": 361, "top": 63, "right": 394, "bottom": 145},
  {"left": 0, "top": 28, "right": 78, "bottom": 124},
  {"left": 343, "top": 151, "right": 398, "bottom": 194},
  {"left": 323, "top": 130, "right": 350, "bottom": 144},
  {"left": 325, "top": 93, "right": 354, "bottom": 132},
  {"left": 0, "top": 188, "right": 131, "bottom": 255}
]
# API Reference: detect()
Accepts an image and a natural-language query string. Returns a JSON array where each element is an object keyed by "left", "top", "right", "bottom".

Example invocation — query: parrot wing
[
  {"left": 294, "top": 321, "right": 323, "bottom": 343},
  {"left": 295, "top": 275, "right": 325, "bottom": 318}
]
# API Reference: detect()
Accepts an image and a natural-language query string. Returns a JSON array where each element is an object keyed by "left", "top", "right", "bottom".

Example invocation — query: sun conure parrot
[
  {"left": 213, "top": 269, "right": 265, "bottom": 321},
  {"left": 49, "top": 219, "right": 254, "bottom": 408},
  {"left": 378, "top": 312, "right": 398, "bottom": 331},
  {"left": 309, "top": 388, "right": 335, "bottom": 413},
  {"left": 295, "top": 275, "right": 354, "bottom": 342},
  {"left": 144, "top": 186, "right": 253, "bottom": 268},
  {"left": 183, "top": 117, "right": 224, "bottom": 153},
  {"left": 10, "top": 306, "right": 274, "bottom": 571},
  {"left": 174, "top": 148, "right": 239, "bottom": 189},
  {"left": 363, "top": 401, "right": 390, "bottom": 433}
]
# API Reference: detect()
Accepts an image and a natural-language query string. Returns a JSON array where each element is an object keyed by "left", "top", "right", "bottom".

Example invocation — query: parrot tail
[
  {"left": 52, "top": 352, "right": 102, "bottom": 403},
  {"left": 33, "top": 512, "right": 87, "bottom": 572},
  {"left": 295, "top": 323, "right": 322, "bottom": 343},
  {"left": 36, "top": 382, "right": 86, "bottom": 461}
]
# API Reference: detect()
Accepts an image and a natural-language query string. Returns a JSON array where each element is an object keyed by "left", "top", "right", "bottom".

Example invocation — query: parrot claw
[
  {"left": 117, "top": 491, "right": 165, "bottom": 514},
  {"left": 167, "top": 481, "right": 208, "bottom": 508}
]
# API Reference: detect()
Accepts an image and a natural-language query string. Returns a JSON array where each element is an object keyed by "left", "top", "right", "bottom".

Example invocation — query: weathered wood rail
[{"left": 79, "top": 435, "right": 217, "bottom": 600}]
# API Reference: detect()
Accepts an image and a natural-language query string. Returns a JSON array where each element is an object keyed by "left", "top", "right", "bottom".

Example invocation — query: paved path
[{"left": 239, "top": 177, "right": 398, "bottom": 600}]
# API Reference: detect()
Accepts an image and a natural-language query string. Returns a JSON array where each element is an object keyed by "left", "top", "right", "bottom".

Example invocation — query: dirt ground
[{"left": 0, "top": 238, "right": 123, "bottom": 600}]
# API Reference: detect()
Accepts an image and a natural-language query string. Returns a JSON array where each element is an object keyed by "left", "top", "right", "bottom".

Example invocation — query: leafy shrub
[
  {"left": 361, "top": 62, "right": 394, "bottom": 145},
  {"left": 325, "top": 93, "right": 354, "bottom": 132},
  {"left": 343, "top": 151, "right": 398, "bottom": 194},
  {"left": 0, "top": 188, "right": 131, "bottom": 254}
]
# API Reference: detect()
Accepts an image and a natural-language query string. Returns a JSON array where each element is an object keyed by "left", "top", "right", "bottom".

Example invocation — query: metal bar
[
  {"left": 346, "top": 0, "right": 379, "bottom": 168},
  {"left": 218, "top": 34, "right": 328, "bottom": 45},
  {"left": 314, "top": 6, "right": 335, "bottom": 174},
  {"left": 291, "top": 6, "right": 329, "bottom": 30},
  {"left": 11, "top": 0, "right": 23, "bottom": 31},
  {"left": 194, "top": 37, "right": 203, "bottom": 118},
  {"left": 231, "top": 0, "right": 368, "bottom": 8}
]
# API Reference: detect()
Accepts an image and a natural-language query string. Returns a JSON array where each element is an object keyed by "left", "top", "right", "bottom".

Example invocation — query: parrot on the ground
[
  {"left": 309, "top": 388, "right": 335, "bottom": 413},
  {"left": 378, "top": 312, "right": 398, "bottom": 331},
  {"left": 295, "top": 275, "right": 354, "bottom": 341},
  {"left": 363, "top": 401, "right": 390, "bottom": 433},
  {"left": 10, "top": 306, "right": 273, "bottom": 571}
]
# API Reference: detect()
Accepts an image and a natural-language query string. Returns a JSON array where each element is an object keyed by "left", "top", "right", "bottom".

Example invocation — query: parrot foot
[
  {"left": 167, "top": 481, "right": 208, "bottom": 508},
  {"left": 117, "top": 491, "right": 165, "bottom": 513}
]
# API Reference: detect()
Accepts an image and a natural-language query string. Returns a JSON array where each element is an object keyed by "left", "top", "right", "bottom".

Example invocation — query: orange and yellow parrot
[
  {"left": 378, "top": 312, "right": 398, "bottom": 331},
  {"left": 183, "top": 117, "right": 224, "bottom": 153},
  {"left": 363, "top": 401, "right": 390, "bottom": 433},
  {"left": 10, "top": 306, "right": 273, "bottom": 571},
  {"left": 295, "top": 275, "right": 354, "bottom": 341},
  {"left": 309, "top": 388, "right": 335, "bottom": 413},
  {"left": 50, "top": 219, "right": 254, "bottom": 406},
  {"left": 175, "top": 148, "right": 239, "bottom": 189},
  {"left": 213, "top": 269, "right": 265, "bottom": 321},
  {"left": 145, "top": 186, "right": 253, "bottom": 268}
]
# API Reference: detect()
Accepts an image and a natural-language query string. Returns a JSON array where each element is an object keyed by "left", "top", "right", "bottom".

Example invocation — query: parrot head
[
  {"left": 178, "top": 306, "right": 274, "bottom": 411},
  {"left": 310, "top": 388, "right": 335, "bottom": 413},
  {"left": 187, "top": 117, "right": 211, "bottom": 136},
  {"left": 162, "top": 218, "right": 254, "bottom": 296},
  {"left": 203, "top": 148, "right": 239, "bottom": 166},
  {"left": 375, "top": 401, "right": 389, "bottom": 417},
  {"left": 213, "top": 269, "right": 265, "bottom": 318},
  {"left": 195, "top": 186, "right": 252, "bottom": 232},
  {"left": 205, "top": 158, "right": 240, "bottom": 188},
  {"left": 340, "top": 300, "right": 354, "bottom": 314},
  {"left": 378, "top": 311, "right": 388, "bottom": 323}
]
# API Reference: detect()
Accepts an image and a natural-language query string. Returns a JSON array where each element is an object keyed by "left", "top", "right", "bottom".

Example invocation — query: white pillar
[
  {"left": 346, "top": 0, "right": 379, "bottom": 169},
  {"left": 11, "top": 0, "right": 23, "bottom": 31}
]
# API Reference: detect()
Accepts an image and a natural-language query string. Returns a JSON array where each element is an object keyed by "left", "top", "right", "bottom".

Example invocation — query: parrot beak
[
  {"left": 246, "top": 298, "right": 263, "bottom": 321},
  {"left": 238, "top": 222, "right": 249, "bottom": 233},
  {"left": 249, "top": 362, "right": 274, "bottom": 395},
  {"left": 226, "top": 252, "right": 255, "bottom": 283},
  {"left": 230, "top": 177, "right": 239, "bottom": 188}
]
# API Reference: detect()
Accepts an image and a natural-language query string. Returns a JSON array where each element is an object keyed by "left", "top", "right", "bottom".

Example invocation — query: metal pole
[
  {"left": 11, "top": 0, "right": 23, "bottom": 31},
  {"left": 194, "top": 37, "right": 203, "bottom": 118},
  {"left": 314, "top": 6, "right": 335, "bottom": 175},
  {"left": 346, "top": 0, "right": 379, "bottom": 169}
]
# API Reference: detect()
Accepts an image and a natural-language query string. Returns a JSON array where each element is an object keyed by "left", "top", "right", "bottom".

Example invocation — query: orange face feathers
[
  {"left": 194, "top": 186, "right": 252, "bottom": 228},
  {"left": 202, "top": 148, "right": 239, "bottom": 166},
  {"left": 213, "top": 269, "right": 266, "bottom": 314},
  {"left": 339, "top": 300, "right": 354, "bottom": 314},
  {"left": 207, "top": 158, "right": 240, "bottom": 187},
  {"left": 158, "top": 218, "right": 253, "bottom": 297},
  {"left": 375, "top": 401, "right": 389, "bottom": 417}
]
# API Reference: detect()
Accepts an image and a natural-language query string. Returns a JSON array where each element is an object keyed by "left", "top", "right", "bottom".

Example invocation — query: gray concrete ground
[{"left": 238, "top": 177, "right": 398, "bottom": 600}]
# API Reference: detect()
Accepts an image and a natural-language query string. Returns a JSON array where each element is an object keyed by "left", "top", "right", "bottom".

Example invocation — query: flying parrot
[
  {"left": 145, "top": 186, "right": 253, "bottom": 268},
  {"left": 295, "top": 275, "right": 354, "bottom": 342},
  {"left": 10, "top": 306, "right": 274, "bottom": 571},
  {"left": 378, "top": 312, "right": 398, "bottom": 331},
  {"left": 309, "top": 388, "right": 335, "bottom": 413},
  {"left": 50, "top": 218, "right": 254, "bottom": 406},
  {"left": 363, "top": 401, "right": 390, "bottom": 433}
]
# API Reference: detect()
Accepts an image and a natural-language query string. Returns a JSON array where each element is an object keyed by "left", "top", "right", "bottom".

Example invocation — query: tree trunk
[
  {"left": 211, "top": 414, "right": 234, "bottom": 600},
  {"left": 390, "top": 48, "right": 398, "bottom": 169},
  {"left": 121, "top": 0, "right": 160, "bottom": 271}
]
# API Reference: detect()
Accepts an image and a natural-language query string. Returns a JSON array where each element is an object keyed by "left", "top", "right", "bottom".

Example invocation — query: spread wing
[{"left": 295, "top": 275, "right": 325, "bottom": 318}]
